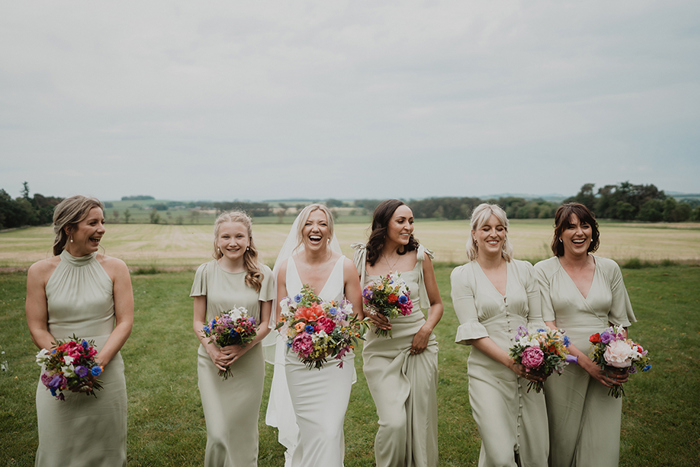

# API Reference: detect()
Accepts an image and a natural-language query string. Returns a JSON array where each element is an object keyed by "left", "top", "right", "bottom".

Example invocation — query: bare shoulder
[
  {"left": 96, "top": 254, "right": 129, "bottom": 279},
  {"left": 27, "top": 257, "right": 60, "bottom": 284}
]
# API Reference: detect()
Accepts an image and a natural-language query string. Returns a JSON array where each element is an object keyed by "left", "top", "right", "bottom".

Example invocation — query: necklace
[{"left": 383, "top": 252, "right": 400, "bottom": 273}]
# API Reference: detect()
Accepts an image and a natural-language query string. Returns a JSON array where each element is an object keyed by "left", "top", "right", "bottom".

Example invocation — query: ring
[{"left": 369, "top": 310, "right": 376, "bottom": 316}]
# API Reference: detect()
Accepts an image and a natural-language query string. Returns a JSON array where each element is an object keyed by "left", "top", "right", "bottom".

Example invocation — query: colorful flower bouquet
[
  {"left": 509, "top": 326, "right": 577, "bottom": 393},
  {"left": 276, "top": 284, "right": 369, "bottom": 369},
  {"left": 36, "top": 335, "right": 103, "bottom": 401},
  {"left": 362, "top": 273, "right": 413, "bottom": 337},
  {"left": 589, "top": 325, "right": 651, "bottom": 398},
  {"left": 202, "top": 306, "right": 257, "bottom": 380}
]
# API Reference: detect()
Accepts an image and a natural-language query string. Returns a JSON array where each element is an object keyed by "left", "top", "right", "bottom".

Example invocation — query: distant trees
[
  {"left": 122, "top": 195, "right": 154, "bottom": 201},
  {"left": 0, "top": 183, "right": 63, "bottom": 229},
  {"left": 566, "top": 182, "right": 694, "bottom": 222}
]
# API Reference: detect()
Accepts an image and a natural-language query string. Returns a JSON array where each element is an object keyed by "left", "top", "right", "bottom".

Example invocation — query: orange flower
[
  {"left": 294, "top": 304, "right": 324, "bottom": 321},
  {"left": 295, "top": 322, "right": 305, "bottom": 332},
  {"left": 387, "top": 294, "right": 398, "bottom": 303}
]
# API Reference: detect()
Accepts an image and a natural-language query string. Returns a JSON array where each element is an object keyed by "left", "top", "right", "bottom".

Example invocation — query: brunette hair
[
  {"left": 466, "top": 203, "right": 514, "bottom": 262},
  {"left": 551, "top": 203, "right": 600, "bottom": 256},
  {"left": 366, "top": 199, "right": 419, "bottom": 267},
  {"left": 294, "top": 204, "right": 335, "bottom": 251},
  {"left": 52, "top": 195, "right": 104, "bottom": 256},
  {"left": 213, "top": 211, "right": 264, "bottom": 292}
]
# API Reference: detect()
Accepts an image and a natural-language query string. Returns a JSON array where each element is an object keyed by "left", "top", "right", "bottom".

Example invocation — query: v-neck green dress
[
  {"left": 36, "top": 250, "right": 127, "bottom": 466},
  {"left": 452, "top": 259, "right": 549, "bottom": 467},
  {"left": 535, "top": 256, "right": 636, "bottom": 467}
]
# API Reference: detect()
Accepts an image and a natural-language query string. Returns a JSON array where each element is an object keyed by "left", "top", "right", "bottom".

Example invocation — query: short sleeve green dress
[
  {"left": 451, "top": 259, "right": 549, "bottom": 467},
  {"left": 36, "top": 250, "right": 127, "bottom": 466},
  {"left": 535, "top": 256, "right": 636, "bottom": 467},
  {"left": 190, "top": 260, "right": 275, "bottom": 467}
]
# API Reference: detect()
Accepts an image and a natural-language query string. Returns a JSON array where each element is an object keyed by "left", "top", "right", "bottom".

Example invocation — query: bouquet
[
  {"left": 276, "top": 284, "right": 369, "bottom": 369},
  {"left": 589, "top": 325, "right": 651, "bottom": 398},
  {"left": 362, "top": 273, "right": 413, "bottom": 337},
  {"left": 36, "top": 335, "right": 103, "bottom": 401},
  {"left": 202, "top": 306, "right": 257, "bottom": 380},
  {"left": 509, "top": 326, "right": 577, "bottom": 393}
]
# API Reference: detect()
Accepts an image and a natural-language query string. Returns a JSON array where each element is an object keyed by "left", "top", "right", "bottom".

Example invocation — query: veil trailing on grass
[{"left": 263, "top": 208, "right": 342, "bottom": 466}]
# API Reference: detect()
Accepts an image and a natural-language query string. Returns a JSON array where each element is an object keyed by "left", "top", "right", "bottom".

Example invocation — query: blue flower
[
  {"left": 537, "top": 328, "right": 545, "bottom": 333},
  {"left": 305, "top": 325, "right": 315, "bottom": 334},
  {"left": 329, "top": 307, "right": 337, "bottom": 316},
  {"left": 50, "top": 388, "right": 57, "bottom": 397},
  {"left": 229, "top": 329, "right": 239, "bottom": 336},
  {"left": 81, "top": 340, "right": 89, "bottom": 349},
  {"left": 203, "top": 325, "right": 211, "bottom": 333},
  {"left": 294, "top": 294, "right": 302, "bottom": 303},
  {"left": 563, "top": 336, "right": 571, "bottom": 347},
  {"left": 91, "top": 366, "right": 102, "bottom": 377},
  {"left": 286, "top": 341, "right": 292, "bottom": 348},
  {"left": 398, "top": 295, "right": 408, "bottom": 304},
  {"left": 211, "top": 318, "right": 217, "bottom": 326},
  {"left": 642, "top": 364, "right": 652, "bottom": 372}
]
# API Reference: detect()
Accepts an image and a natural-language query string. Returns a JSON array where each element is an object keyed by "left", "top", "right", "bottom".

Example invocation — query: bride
[{"left": 266, "top": 204, "right": 363, "bottom": 467}]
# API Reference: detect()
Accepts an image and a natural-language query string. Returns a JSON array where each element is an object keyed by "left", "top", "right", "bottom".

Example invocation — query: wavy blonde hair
[
  {"left": 213, "top": 211, "right": 263, "bottom": 292},
  {"left": 52, "top": 195, "right": 104, "bottom": 256},
  {"left": 466, "top": 203, "right": 514, "bottom": 262}
]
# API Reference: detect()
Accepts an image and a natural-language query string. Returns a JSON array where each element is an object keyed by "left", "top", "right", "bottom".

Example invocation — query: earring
[
  {"left": 246, "top": 247, "right": 250, "bottom": 251},
  {"left": 69, "top": 236, "right": 73, "bottom": 243},
  {"left": 218, "top": 247, "right": 221, "bottom": 254},
  {"left": 559, "top": 239, "right": 563, "bottom": 243}
]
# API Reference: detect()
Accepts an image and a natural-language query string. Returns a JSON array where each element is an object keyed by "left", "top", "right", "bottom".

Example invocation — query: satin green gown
[
  {"left": 451, "top": 259, "right": 549, "bottom": 467},
  {"left": 535, "top": 256, "right": 636, "bottom": 467},
  {"left": 190, "top": 260, "right": 275, "bottom": 467},
  {"left": 354, "top": 244, "right": 439, "bottom": 467},
  {"left": 36, "top": 250, "right": 127, "bottom": 467}
]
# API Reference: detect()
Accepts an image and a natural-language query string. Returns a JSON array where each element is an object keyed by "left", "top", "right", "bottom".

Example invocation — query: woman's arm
[
  {"left": 192, "top": 295, "right": 233, "bottom": 371},
  {"left": 343, "top": 258, "right": 364, "bottom": 319},
  {"left": 96, "top": 257, "right": 134, "bottom": 367},
  {"left": 26, "top": 261, "right": 56, "bottom": 350},
  {"left": 411, "top": 255, "right": 443, "bottom": 354}
]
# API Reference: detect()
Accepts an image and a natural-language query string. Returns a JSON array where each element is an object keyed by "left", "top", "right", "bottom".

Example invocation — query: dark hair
[
  {"left": 551, "top": 203, "right": 600, "bottom": 256},
  {"left": 366, "top": 199, "right": 419, "bottom": 266}
]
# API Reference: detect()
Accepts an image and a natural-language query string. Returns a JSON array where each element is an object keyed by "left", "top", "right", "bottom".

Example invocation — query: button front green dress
[
  {"left": 451, "top": 259, "right": 549, "bottom": 467},
  {"left": 190, "top": 260, "right": 274, "bottom": 467},
  {"left": 36, "top": 250, "right": 127, "bottom": 467},
  {"left": 535, "top": 256, "right": 636, "bottom": 467}
]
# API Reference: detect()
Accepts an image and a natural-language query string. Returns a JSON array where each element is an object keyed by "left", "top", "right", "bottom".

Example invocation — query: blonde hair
[
  {"left": 213, "top": 211, "right": 263, "bottom": 292},
  {"left": 52, "top": 195, "right": 104, "bottom": 256},
  {"left": 294, "top": 204, "right": 334, "bottom": 251},
  {"left": 466, "top": 203, "right": 514, "bottom": 262}
]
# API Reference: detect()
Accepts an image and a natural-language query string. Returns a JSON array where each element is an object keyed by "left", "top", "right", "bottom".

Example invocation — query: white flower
[
  {"left": 62, "top": 364, "right": 76, "bottom": 377},
  {"left": 604, "top": 340, "right": 633, "bottom": 368},
  {"left": 312, "top": 330, "right": 328, "bottom": 342},
  {"left": 35, "top": 349, "right": 50, "bottom": 366},
  {"left": 63, "top": 356, "right": 74, "bottom": 365}
]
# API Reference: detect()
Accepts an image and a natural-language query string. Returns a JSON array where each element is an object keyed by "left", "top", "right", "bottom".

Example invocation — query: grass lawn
[{"left": 1, "top": 263, "right": 699, "bottom": 466}]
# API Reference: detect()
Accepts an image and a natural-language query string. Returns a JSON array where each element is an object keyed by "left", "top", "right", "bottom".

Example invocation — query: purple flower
[
  {"left": 521, "top": 346, "right": 545, "bottom": 369},
  {"left": 74, "top": 366, "right": 89, "bottom": 378},
  {"left": 363, "top": 289, "right": 374, "bottom": 300},
  {"left": 40, "top": 372, "right": 53, "bottom": 386},
  {"left": 49, "top": 374, "right": 63, "bottom": 388},
  {"left": 565, "top": 354, "right": 578, "bottom": 364},
  {"left": 628, "top": 365, "right": 637, "bottom": 374},
  {"left": 600, "top": 331, "right": 613, "bottom": 344}
]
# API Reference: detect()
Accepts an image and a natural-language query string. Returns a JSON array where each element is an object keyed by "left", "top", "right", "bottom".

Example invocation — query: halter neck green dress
[{"left": 36, "top": 250, "right": 127, "bottom": 466}]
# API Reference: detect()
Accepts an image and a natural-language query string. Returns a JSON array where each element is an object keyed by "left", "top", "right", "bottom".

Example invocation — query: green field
[
  {"left": 1, "top": 264, "right": 698, "bottom": 466},
  {"left": 2, "top": 219, "right": 699, "bottom": 269}
]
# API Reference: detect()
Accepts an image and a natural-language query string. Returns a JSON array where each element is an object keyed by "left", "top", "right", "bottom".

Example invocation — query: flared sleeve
[
  {"left": 416, "top": 244, "right": 435, "bottom": 310},
  {"left": 258, "top": 264, "right": 276, "bottom": 302},
  {"left": 601, "top": 257, "right": 637, "bottom": 327},
  {"left": 450, "top": 263, "right": 489, "bottom": 345},
  {"left": 534, "top": 258, "right": 557, "bottom": 322},
  {"left": 351, "top": 243, "right": 367, "bottom": 286},
  {"left": 190, "top": 262, "right": 209, "bottom": 297}
]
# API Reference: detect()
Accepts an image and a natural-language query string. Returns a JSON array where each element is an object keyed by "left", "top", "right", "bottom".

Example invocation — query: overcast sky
[{"left": 1, "top": 1, "right": 698, "bottom": 202}]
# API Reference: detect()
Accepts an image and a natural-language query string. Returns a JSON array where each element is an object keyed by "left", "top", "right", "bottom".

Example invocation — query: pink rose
[
  {"left": 604, "top": 340, "right": 633, "bottom": 368},
  {"left": 521, "top": 346, "right": 545, "bottom": 369},
  {"left": 291, "top": 333, "right": 314, "bottom": 357},
  {"left": 316, "top": 317, "right": 336, "bottom": 334}
]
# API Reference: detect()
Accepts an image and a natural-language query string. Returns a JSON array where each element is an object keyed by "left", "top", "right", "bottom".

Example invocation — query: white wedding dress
[{"left": 267, "top": 255, "right": 355, "bottom": 467}]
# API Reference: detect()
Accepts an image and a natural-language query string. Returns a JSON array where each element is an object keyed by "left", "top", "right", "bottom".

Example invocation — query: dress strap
[
  {"left": 417, "top": 244, "right": 435, "bottom": 310},
  {"left": 351, "top": 243, "right": 367, "bottom": 287}
]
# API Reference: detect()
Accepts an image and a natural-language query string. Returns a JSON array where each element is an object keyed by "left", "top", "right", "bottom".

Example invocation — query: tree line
[{"left": 2, "top": 181, "right": 698, "bottom": 229}]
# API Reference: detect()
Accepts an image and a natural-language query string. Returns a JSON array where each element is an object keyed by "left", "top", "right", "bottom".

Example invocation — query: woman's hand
[
  {"left": 510, "top": 359, "right": 546, "bottom": 383},
  {"left": 583, "top": 359, "right": 629, "bottom": 388},
  {"left": 366, "top": 309, "right": 392, "bottom": 331},
  {"left": 410, "top": 325, "right": 432, "bottom": 355}
]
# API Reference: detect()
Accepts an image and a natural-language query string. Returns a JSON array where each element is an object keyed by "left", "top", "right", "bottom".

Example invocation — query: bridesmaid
[
  {"left": 450, "top": 203, "right": 548, "bottom": 466},
  {"left": 26, "top": 195, "right": 133, "bottom": 466},
  {"left": 267, "top": 203, "right": 363, "bottom": 467},
  {"left": 353, "top": 199, "right": 443, "bottom": 467},
  {"left": 190, "top": 211, "right": 274, "bottom": 467},
  {"left": 535, "top": 203, "right": 636, "bottom": 467}
]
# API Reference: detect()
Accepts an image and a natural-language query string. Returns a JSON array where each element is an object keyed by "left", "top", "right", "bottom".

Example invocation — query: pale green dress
[
  {"left": 535, "top": 256, "right": 636, "bottom": 467},
  {"left": 451, "top": 259, "right": 549, "bottom": 467},
  {"left": 353, "top": 244, "right": 439, "bottom": 467},
  {"left": 190, "top": 260, "right": 275, "bottom": 467},
  {"left": 36, "top": 250, "right": 127, "bottom": 467}
]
